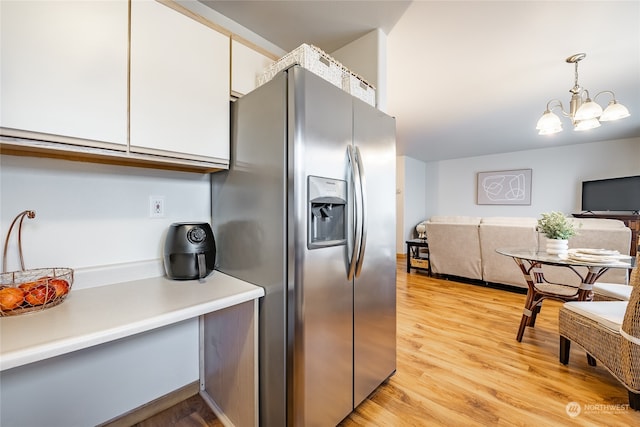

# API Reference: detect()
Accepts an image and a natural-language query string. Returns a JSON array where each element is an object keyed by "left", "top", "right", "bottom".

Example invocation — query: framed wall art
[{"left": 477, "top": 169, "right": 532, "bottom": 205}]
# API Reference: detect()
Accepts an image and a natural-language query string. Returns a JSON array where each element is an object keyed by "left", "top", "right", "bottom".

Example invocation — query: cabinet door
[
  {"left": 130, "top": 0, "right": 230, "bottom": 163},
  {"left": 0, "top": 0, "right": 128, "bottom": 147},
  {"left": 231, "top": 40, "right": 274, "bottom": 97}
]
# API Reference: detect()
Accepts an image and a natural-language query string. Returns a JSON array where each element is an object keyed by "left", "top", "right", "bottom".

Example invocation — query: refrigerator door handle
[
  {"left": 347, "top": 145, "right": 362, "bottom": 281},
  {"left": 354, "top": 146, "right": 367, "bottom": 277}
]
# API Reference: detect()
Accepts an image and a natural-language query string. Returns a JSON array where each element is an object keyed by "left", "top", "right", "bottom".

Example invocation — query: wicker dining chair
[
  {"left": 592, "top": 282, "right": 634, "bottom": 301},
  {"left": 592, "top": 255, "right": 640, "bottom": 301},
  {"left": 558, "top": 251, "right": 640, "bottom": 409},
  {"left": 592, "top": 251, "right": 639, "bottom": 301}
]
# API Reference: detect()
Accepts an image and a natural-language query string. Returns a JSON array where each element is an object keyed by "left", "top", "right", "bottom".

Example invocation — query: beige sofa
[{"left": 424, "top": 216, "right": 632, "bottom": 290}]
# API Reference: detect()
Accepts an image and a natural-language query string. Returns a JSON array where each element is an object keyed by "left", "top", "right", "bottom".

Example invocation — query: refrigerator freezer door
[
  {"left": 289, "top": 67, "right": 354, "bottom": 426},
  {"left": 212, "top": 71, "right": 289, "bottom": 427},
  {"left": 352, "top": 99, "right": 397, "bottom": 407}
]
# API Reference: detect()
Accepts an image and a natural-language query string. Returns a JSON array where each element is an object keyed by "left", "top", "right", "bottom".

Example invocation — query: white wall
[
  {"left": 0, "top": 155, "right": 211, "bottom": 275},
  {"left": 426, "top": 137, "right": 640, "bottom": 217},
  {"left": 332, "top": 29, "right": 387, "bottom": 111},
  {"left": 395, "top": 157, "right": 405, "bottom": 253},
  {"left": 396, "top": 155, "right": 427, "bottom": 253}
]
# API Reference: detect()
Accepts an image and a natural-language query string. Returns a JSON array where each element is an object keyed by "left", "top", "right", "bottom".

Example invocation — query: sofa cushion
[{"left": 479, "top": 222, "right": 538, "bottom": 288}]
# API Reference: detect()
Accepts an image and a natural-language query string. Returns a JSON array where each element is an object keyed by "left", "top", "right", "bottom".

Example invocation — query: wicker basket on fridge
[{"left": 258, "top": 43, "right": 345, "bottom": 89}]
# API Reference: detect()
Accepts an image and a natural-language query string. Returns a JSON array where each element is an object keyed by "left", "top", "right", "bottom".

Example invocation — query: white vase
[{"left": 546, "top": 238, "right": 569, "bottom": 255}]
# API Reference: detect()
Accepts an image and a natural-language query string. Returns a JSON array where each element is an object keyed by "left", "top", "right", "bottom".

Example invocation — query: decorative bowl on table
[{"left": 0, "top": 267, "right": 74, "bottom": 316}]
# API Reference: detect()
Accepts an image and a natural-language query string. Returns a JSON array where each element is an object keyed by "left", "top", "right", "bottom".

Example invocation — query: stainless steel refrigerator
[{"left": 211, "top": 65, "right": 396, "bottom": 427}]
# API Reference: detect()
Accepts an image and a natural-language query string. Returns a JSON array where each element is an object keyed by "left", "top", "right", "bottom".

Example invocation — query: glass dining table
[{"left": 496, "top": 248, "right": 636, "bottom": 342}]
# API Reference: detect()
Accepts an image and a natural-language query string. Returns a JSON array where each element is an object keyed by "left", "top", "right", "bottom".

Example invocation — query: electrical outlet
[{"left": 149, "top": 196, "right": 165, "bottom": 218}]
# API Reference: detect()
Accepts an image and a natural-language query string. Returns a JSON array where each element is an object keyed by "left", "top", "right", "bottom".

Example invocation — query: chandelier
[{"left": 536, "top": 53, "right": 630, "bottom": 135}]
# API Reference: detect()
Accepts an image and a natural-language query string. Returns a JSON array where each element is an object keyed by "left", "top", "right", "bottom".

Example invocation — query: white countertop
[{"left": 0, "top": 271, "right": 263, "bottom": 371}]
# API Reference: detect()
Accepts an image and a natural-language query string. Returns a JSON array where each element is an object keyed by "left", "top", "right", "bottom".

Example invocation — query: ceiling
[{"left": 200, "top": 1, "right": 640, "bottom": 163}]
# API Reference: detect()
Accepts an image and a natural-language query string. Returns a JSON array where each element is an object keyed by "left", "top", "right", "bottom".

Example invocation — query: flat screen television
[{"left": 581, "top": 175, "right": 640, "bottom": 214}]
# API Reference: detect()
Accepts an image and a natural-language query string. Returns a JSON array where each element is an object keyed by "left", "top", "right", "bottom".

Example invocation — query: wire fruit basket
[
  {"left": 0, "top": 268, "right": 74, "bottom": 316},
  {"left": 0, "top": 210, "right": 74, "bottom": 316}
]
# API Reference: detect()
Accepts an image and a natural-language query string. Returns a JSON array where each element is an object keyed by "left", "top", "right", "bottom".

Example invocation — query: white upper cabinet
[
  {"left": 231, "top": 40, "right": 275, "bottom": 97},
  {"left": 0, "top": 0, "right": 128, "bottom": 147},
  {"left": 130, "top": 0, "right": 230, "bottom": 163}
]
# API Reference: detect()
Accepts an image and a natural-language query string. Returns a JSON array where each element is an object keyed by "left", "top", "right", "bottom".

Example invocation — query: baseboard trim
[
  {"left": 97, "top": 381, "right": 200, "bottom": 427},
  {"left": 433, "top": 273, "right": 528, "bottom": 295}
]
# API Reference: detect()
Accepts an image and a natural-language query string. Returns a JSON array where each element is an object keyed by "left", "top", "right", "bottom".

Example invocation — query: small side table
[{"left": 406, "top": 239, "right": 430, "bottom": 275}]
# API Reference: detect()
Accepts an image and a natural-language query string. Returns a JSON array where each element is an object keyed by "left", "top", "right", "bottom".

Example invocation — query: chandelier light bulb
[
  {"left": 599, "top": 100, "right": 631, "bottom": 121},
  {"left": 536, "top": 111, "right": 562, "bottom": 135},
  {"left": 574, "top": 118, "right": 601, "bottom": 131},
  {"left": 574, "top": 99, "right": 603, "bottom": 121},
  {"left": 538, "top": 125, "right": 563, "bottom": 135}
]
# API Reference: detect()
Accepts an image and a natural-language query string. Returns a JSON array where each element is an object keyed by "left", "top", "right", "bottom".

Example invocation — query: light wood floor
[{"left": 142, "top": 259, "right": 640, "bottom": 426}]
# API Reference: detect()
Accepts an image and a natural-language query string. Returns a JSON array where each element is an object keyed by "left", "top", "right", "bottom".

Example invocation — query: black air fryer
[{"left": 164, "top": 222, "right": 216, "bottom": 280}]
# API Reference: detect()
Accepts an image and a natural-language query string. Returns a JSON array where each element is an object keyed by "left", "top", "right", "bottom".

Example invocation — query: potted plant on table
[{"left": 537, "top": 211, "right": 578, "bottom": 255}]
